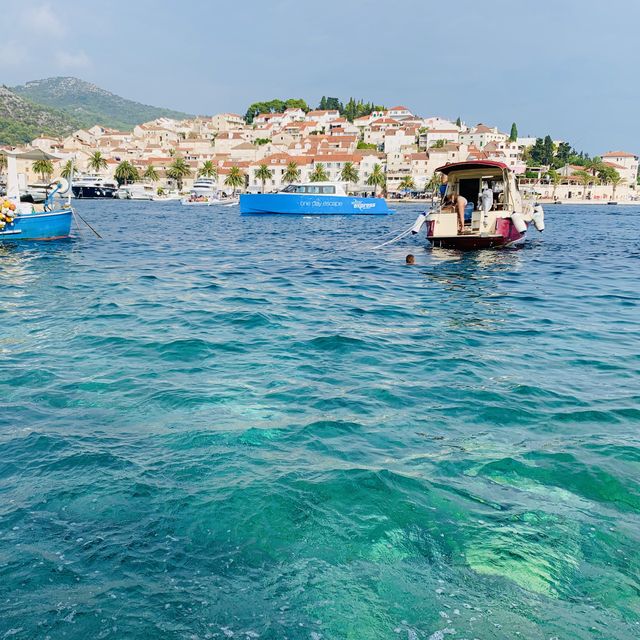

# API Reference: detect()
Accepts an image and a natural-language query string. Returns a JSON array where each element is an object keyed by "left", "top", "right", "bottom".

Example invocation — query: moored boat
[
  {"left": 115, "top": 183, "right": 155, "bottom": 200},
  {"left": 413, "top": 161, "right": 544, "bottom": 249},
  {"left": 72, "top": 175, "right": 118, "bottom": 198},
  {"left": 0, "top": 150, "right": 73, "bottom": 241},
  {"left": 181, "top": 194, "right": 213, "bottom": 205},
  {"left": 180, "top": 192, "right": 240, "bottom": 206},
  {"left": 240, "top": 182, "right": 391, "bottom": 215},
  {"left": 152, "top": 190, "right": 182, "bottom": 202}
]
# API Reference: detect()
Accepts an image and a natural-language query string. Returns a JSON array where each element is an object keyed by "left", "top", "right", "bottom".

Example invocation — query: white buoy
[
  {"left": 410, "top": 212, "right": 428, "bottom": 235},
  {"left": 532, "top": 205, "right": 545, "bottom": 232},
  {"left": 510, "top": 211, "right": 527, "bottom": 233}
]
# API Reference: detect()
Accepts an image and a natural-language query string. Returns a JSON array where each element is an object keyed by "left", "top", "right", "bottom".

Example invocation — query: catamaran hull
[
  {"left": 0, "top": 209, "right": 73, "bottom": 241},
  {"left": 240, "top": 193, "right": 391, "bottom": 215}
]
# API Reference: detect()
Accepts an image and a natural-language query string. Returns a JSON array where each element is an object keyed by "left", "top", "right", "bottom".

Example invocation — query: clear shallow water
[{"left": 0, "top": 201, "right": 639, "bottom": 639}]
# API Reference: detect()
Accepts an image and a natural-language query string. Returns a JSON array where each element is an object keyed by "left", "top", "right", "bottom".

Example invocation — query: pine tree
[
  {"left": 456, "top": 116, "right": 462, "bottom": 127},
  {"left": 509, "top": 122, "right": 518, "bottom": 142}
]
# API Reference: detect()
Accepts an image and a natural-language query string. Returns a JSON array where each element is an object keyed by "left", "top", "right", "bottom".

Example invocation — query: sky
[{"left": 1, "top": 0, "right": 638, "bottom": 154}]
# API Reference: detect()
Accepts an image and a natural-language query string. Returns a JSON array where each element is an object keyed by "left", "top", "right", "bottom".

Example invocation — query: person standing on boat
[
  {"left": 442, "top": 193, "right": 467, "bottom": 232},
  {"left": 454, "top": 194, "right": 467, "bottom": 232}
]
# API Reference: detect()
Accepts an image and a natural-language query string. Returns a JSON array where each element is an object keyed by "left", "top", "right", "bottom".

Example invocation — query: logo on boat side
[
  {"left": 299, "top": 199, "right": 342, "bottom": 207},
  {"left": 353, "top": 201, "right": 376, "bottom": 210}
]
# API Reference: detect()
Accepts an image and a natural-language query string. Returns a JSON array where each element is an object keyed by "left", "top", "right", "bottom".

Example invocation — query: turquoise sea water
[{"left": 0, "top": 201, "right": 639, "bottom": 639}]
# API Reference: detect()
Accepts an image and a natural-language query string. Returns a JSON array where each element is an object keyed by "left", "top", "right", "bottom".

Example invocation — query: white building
[
  {"left": 421, "top": 116, "right": 461, "bottom": 131},
  {"left": 387, "top": 106, "right": 414, "bottom": 120},
  {"left": 601, "top": 151, "right": 638, "bottom": 186},
  {"left": 383, "top": 128, "right": 418, "bottom": 154},
  {"left": 418, "top": 129, "right": 460, "bottom": 150},
  {"left": 460, "top": 124, "right": 508, "bottom": 148}
]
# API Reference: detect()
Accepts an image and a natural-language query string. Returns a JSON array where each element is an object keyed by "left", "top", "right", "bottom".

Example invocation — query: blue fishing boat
[
  {"left": 0, "top": 150, "right": 73, "bottom": 241},
  {"left": 240, "top": 182, "right": 391, "bottom": 215}
]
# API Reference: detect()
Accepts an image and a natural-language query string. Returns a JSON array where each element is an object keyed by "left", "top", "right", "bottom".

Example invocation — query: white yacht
[
  {"left": 72, "top": 175, "right": 118, "bottom": 198},
  {"left": 191, "top": 177, "right": 218, "bottom": 198},
  {"left": 115, "top": 183, "right": 155, "bottom": 200}
]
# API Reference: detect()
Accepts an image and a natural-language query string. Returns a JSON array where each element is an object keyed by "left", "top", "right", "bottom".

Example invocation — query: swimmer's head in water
[{"left": 406, "top": 254, "right": 415, "bottom": 264}]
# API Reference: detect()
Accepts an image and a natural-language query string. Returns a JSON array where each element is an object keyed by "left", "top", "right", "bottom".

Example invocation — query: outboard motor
[
  {"left": 410, "top": 211, "right": 428, "bottom": 235},
  {"left": 510, "top": 211, "right": 528, "bottom": 234},
  {"left": 532, "top": 204, "right": 545, "bottom": 232}
]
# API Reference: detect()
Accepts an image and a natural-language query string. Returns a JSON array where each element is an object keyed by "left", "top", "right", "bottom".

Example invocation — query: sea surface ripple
[{"left": 0, "top": 201, "right": 639, "bottom": 639}]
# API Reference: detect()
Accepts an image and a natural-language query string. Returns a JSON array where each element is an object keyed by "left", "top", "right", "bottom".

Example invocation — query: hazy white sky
[{"left": 2, "top": 0, "right": 638, "bottom": 154}]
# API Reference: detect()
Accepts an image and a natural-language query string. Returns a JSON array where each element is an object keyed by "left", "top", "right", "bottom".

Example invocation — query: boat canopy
[
  {"left": 0, "top": 148, "right": 64, "bottom": 161},
  {"left": 436, "top": 161, "right": 509, "bottom": 175},
  {"left": 1, "top": 148, "right": 66, "bottom": 202}
]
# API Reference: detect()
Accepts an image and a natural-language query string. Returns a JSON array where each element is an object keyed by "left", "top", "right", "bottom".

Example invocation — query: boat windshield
[{"left": 282, "top": 185, "right": 336, "bottom": 194}]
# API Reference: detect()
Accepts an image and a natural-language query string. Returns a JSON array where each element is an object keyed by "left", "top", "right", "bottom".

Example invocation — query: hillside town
[{"left": 6, "top": 104, "right": 640, "bottom": 202}]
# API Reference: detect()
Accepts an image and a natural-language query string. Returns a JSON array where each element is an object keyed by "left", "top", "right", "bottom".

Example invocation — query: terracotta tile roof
[
  {"left": 602, "top": 151, "right": 637, "bottom": 158},
  {"left": 257, "top": 154, "right": 314, "bottom": 166},
  {"left": 311, "top": 153, "right": 359, "bottom": 162},
  {"left": 472, "top": 124, "right": 495, "bottom": 133},
  {"left": 370, "top": 117, "right": 401, "bottom": 125},
  {"left": 306, "top": 110, "right": 340, "bottom": 117}
]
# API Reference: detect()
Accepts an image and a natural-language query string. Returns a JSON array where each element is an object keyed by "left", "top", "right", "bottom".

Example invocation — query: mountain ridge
[{"left": 11, "top": 76, "right": 195, "bottom": 132}]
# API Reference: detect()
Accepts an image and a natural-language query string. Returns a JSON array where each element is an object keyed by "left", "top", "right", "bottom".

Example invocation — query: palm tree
[
  {"left": 254, "top": 164, "right": 273, "bottom": 193},
  {"left": 166, "top": 157, "right": 192, "bottom": 191},
  {"left": 547, "top": 168, "right": 562, "bottom": 200},
  {"left": 574, "top": 170, "right": 596, "bottom": 200},
  {"left": 114, "top": 161, "right": 140, "bottom": 186},
  {"left": 61, "top": 159, "right": 76, "bottom": 180},
  {"left": 425, "top": 173, "right": 442, "bottom": 194},
  {"left": 32, "top": 158, "right": 54, "bottom": 183},
  {"left": 224, "top": 166, "right": 246, "bottom": 195},
  {"left": 309, "top": 163, "right": 328, "bottom": 182},
  {"left": 283, "top": 161, "right": 300, "bottom": 184},
  {"left": 340, "top": 162, "right": 359, "bottom": 191},
  {"left": 610, "top": 173, "right": 626, "bottom": 201},
  {"left": 586, "top": 156, "right": 604, "bottom": 177},
  {"left": 143, "top": 165, "right": 159, "bottom": 182},
  {"left": 398, "top": 176, "right": 416, "bottom": 192},
  {"left": 88, "top": 151, "right": 108, "bottom": 174},
  {"left": 366, "top": 163, "right": 386, "bottom": 196},
  {"left": 199, "top": 160, "right": 217, "bottom": 179}
]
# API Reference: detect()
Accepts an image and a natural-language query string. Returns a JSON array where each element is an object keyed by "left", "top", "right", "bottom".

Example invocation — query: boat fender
[
  {"left": 510, "top": 211, "right": 527, "bottom": 234},
  {"left": 410, "top": 212, "right": 428, "bottom": 235},
  {"left": 532, "top": 204, "right": 545, "bottom": 232}
]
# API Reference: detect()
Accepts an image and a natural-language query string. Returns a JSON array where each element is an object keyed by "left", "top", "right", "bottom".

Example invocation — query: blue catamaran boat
[
  {"left": 240, "top": 182, "right": 391, "bottom": 215},
  {"left": 0, "top": 149, "right": 73, "bottom": 241}
]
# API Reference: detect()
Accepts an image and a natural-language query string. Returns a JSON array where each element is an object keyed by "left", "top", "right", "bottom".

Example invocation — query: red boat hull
[{"left": 427, "top": 218, "right": 525, "bottom": 250}]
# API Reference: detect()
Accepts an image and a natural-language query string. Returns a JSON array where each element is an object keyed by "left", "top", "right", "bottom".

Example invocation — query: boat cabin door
[{"left": 458, "top": 178, "right": 481, "bottom": 205}]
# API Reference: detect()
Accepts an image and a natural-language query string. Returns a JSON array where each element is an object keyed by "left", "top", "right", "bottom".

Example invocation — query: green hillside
[
  {"left": 11, "top": 76, "right": 194, "bottom": 131},
  {"left": 0, "top": 86, "right": 81, "bottom": 145}
]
